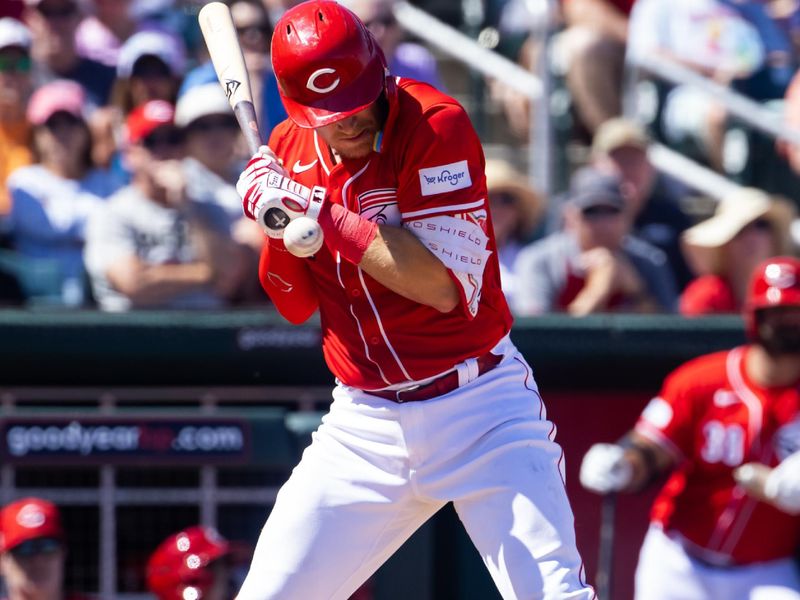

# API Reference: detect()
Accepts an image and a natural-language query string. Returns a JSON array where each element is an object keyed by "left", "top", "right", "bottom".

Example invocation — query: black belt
[{"left": 367, "top": 351, "right": 503, "bottom": 403}]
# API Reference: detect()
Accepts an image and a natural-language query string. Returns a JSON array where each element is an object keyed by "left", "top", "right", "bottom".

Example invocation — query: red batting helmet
[
  {"left": 146, "top": 526, "right": 231, "bottom": 600},
  {"left": 271, "top": 0, "right": 389, "bottom": 128},
  {"left": 744, "top": 256, "right": 800, "bottom": 338}
]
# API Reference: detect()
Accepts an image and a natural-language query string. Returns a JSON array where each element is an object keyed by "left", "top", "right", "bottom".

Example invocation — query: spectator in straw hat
[
  {"left": 680, "top": 187, "right": 796, "bottom": 315},
  {"left": 484, "top": 159, "right": 545, "bottom": 304},
  {"left": 0, "top": 497, "right": 88, "bottom": 600},
  {"left": 592, "top": 117, "right": 695, "bottom": 289}
]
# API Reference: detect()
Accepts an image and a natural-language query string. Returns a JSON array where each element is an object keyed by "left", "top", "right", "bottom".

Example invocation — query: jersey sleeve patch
[
  {"left": 405, "top": 213, "right": 492, "bottom": 317},
  {"left": 418, "top": 160, "right": 473, "bottom": 196}
]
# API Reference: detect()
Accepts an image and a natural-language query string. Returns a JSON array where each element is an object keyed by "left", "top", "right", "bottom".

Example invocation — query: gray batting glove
[
  {"left": 580, "top": 443, "right": 633, "bottom": 494},
  {"left": 765, "top": 452, "right": 800, "bottom": 515}
]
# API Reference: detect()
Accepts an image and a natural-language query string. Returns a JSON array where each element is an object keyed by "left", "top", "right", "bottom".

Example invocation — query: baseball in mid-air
[{"left": 284, "top": 216, "right": 324, "bottom": 257}]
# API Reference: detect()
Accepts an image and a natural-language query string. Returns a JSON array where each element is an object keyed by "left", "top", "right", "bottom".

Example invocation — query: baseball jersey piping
[
  {"left": 336, "top": 160, "right": 411, "bottom": 385},
  {"left": 313, "top": 131, "right": 332, "bottom": 175},
  {"left": 706, "top": 347, "right": 764, "bottom": 555},
  {"left": 333, "top": 225, "right": 392, "bottom": 386},
  {"left": 357, "top": 266, "right": 413, "bottom": 380},
  {"left": 727, "top": 346, "right": 763, "bottom": 455},
  {"left": 401, "top": 198, "right": 486, "bottom": 220}
]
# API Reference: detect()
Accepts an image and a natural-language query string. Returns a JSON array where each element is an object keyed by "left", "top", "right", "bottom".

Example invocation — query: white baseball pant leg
[
  {"left": 236, "top": 339, "right": 594, "bottom": 600},
  {"left": 635, "top": 526, "right": 800, "bottom": 600}
]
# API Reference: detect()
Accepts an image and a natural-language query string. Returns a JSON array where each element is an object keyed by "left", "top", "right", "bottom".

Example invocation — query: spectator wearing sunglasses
[
  {"left": 5, "top": 80, "right": 121, "bottom": 307},
  {"left": 179, "top": 0, "right": 286, "bottom": 140},
  {"left": 679, "top": 188, "right": 796, "bottom": 316},
  {"left": 0, "top": 497, "right": 88, "bottom": 600},
  {"left": 22, "top": 0, "right": 115, "bottom": 106},
  {"left": 513, "top": 169, "right": 678, "bottom": 316},
  {"left": 177, "top": 83, "right": 266, "bottom": 304},
  {"left": 0, "top": 18, "right": 34, "bottom": 217},
  {"left": 84, "top": 100, "right": 252, "bottom": 311}
]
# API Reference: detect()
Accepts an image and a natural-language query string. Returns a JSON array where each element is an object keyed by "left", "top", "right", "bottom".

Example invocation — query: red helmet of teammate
[
  {"left": 146, "top": 526, "right": 231, "bottom": 600},
  {"left": 271, "top": 0, "right": 389, "bottom": 128},
  {"left": 744, "top": 256, "right": 800, "bottom": 338}
]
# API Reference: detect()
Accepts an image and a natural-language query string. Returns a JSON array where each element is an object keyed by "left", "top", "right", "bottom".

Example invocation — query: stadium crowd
[
  {"left": 0, "top": 0, "right": 800, "bottom": 598},
  {"left": 0, "top": 0, "right": 798, "bottom": 315}
]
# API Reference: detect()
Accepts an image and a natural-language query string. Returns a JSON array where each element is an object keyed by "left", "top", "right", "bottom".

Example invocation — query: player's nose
[{"left": 335, "top": 115, "right": 360, "bottom": 133}]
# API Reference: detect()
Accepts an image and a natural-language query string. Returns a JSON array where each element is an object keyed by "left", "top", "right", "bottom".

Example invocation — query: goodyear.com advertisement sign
[{"left": 0, "top": 417, "right": 252, "bottom": 465}]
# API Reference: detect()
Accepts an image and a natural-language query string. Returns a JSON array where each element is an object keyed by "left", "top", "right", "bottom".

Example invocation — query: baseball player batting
[
  {"left": 580, "top": 256, "right": 800, "bottom": 600},
  {"left": 233, "top": 2, "right": 595, "bottom": 598}
]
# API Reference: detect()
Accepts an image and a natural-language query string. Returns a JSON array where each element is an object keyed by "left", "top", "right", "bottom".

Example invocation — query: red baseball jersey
[
  {"left": 262, "top": 78, "right": 513, "bottom": 390},
  {"left": 634, "top": 346, "right": 800, "bottom": 564}
]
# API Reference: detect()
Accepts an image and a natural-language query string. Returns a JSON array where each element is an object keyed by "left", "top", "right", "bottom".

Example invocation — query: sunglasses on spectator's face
[
  {"left": 187, "top": 116, "right": 239, "bottom": 135},
  {"left": 131, "top": 56, "right": 172, "bottom": 79},
  {"left": 0, "top": 54, "right": 31, "bottom": 74},
  {"left": 43, "top": 112, "right": 83, "bottom": 131},
  {"left": 9, "top": 537, "right": 61, "bottom": 558},
  {"left": 143, "top": 127, "right": 184, "bottom": 152},
  {"left": 489, "top": 192, "right": 517, "bottom": 207},
  {"left": 236, "top": 24, "right": 271, "bottom": 40},
  {"left": 747, "top": 218, "right": 773, "bottom": 232},
  {"left": 37, "top": 2, "right": 78, "bottom": 20},
  {"left": 581, "top": 205, "right": 622, "bottom": 219}
]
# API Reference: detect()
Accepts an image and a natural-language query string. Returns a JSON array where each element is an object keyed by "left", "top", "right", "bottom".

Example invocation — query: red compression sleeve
[
  {"left": 317, "top": 202, "right": 378, "bottom": 265},
  {"left": 258, "top": 237, "right": 319, "bottom": 324}
]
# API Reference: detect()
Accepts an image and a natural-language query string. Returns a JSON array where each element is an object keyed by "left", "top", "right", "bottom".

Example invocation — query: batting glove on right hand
[
  {"left": 236, "top": 147, "right": 326, "bottom": 238},
  {"left": 764, "top": 451, "right": 800, "bottom": 515},
  {"left": 580, "top": 443, "right": 633, "bottom": 494}
]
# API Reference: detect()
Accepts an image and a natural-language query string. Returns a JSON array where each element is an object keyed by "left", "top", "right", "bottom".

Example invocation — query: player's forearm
[
  {"left": 258, "top": 239, "right": 319, "bottom": 324},
  {"left": 359, "top": 224, "right": 460, "bottom": 313}
]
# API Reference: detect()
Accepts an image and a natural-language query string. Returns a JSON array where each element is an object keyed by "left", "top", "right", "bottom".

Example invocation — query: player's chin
[{"left": 333, "top": 133, "right": 374, "bottom": 159}]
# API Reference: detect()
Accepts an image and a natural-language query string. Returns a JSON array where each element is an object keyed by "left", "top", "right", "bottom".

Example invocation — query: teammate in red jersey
[
  {"left": 233, "top": 1, "right": 594, "bottom": 598},
  {"left": 580, "top": 256, "right": 800, "bottom": 599}
]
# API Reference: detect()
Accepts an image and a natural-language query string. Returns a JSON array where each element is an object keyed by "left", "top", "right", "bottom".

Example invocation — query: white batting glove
[
  {"left": 580, "top": 443, "right": 633, "bottom": 494},
  {"left": 237, "top": 150, "right": 326, "bottom": 238},
  {"left": 764, "top": 452, "right": 800, "bottom": 515}
]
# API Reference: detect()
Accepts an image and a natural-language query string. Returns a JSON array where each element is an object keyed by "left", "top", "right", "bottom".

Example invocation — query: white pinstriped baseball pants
[{"left": 236, "top": 338, "right": 595, "bottom": 600}]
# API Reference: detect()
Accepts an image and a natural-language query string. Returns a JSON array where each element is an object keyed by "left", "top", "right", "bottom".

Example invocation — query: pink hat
[
  {"left": 26, "top": 79, "right": 86, "bottom": 126},
  {"left": 0, "top": 497, "right": 64, "bottom": 552}
]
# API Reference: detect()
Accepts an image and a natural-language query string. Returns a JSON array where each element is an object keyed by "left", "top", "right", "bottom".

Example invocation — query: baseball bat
[
  {"left": 595, "top": 493, "right": 617, "bottom": 600},
  {"left": 198, "top": 1, "right": 263, "bottom": 155}
]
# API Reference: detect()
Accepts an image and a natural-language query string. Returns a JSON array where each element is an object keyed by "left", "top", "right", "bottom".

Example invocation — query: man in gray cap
[{"left": 512, "top": 168, "right": 678, "bottom": 316}]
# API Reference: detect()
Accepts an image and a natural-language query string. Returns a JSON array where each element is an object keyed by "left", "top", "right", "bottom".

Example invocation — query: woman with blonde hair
[{"left": 679, "top": 187, "right": 796, "bottom": 315}]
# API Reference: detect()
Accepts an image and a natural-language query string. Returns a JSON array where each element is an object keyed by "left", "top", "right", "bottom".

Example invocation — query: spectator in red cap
[
  {"left": 146, "top": 525, "right": 237, "bottom": 600},
  {"left": 84, "top": 100, "right": 252, "bottom": 311},
  {"left": 0, "top": 497, "right": 67, "bottom": 600}
]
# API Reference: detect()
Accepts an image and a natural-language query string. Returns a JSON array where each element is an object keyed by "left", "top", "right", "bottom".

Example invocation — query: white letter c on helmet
[{"left": 306, "top": 68, "right": 340, "bottom": 94}]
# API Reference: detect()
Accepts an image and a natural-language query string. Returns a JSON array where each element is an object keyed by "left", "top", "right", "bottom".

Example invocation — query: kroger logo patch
[{"left": 418, "top": 160, "right": 472, "bottom": 196}]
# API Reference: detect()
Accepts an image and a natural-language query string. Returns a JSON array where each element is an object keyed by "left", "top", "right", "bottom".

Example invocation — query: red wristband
[{"left": 318, "top": 201, "right": 378, "bottom": 265}]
